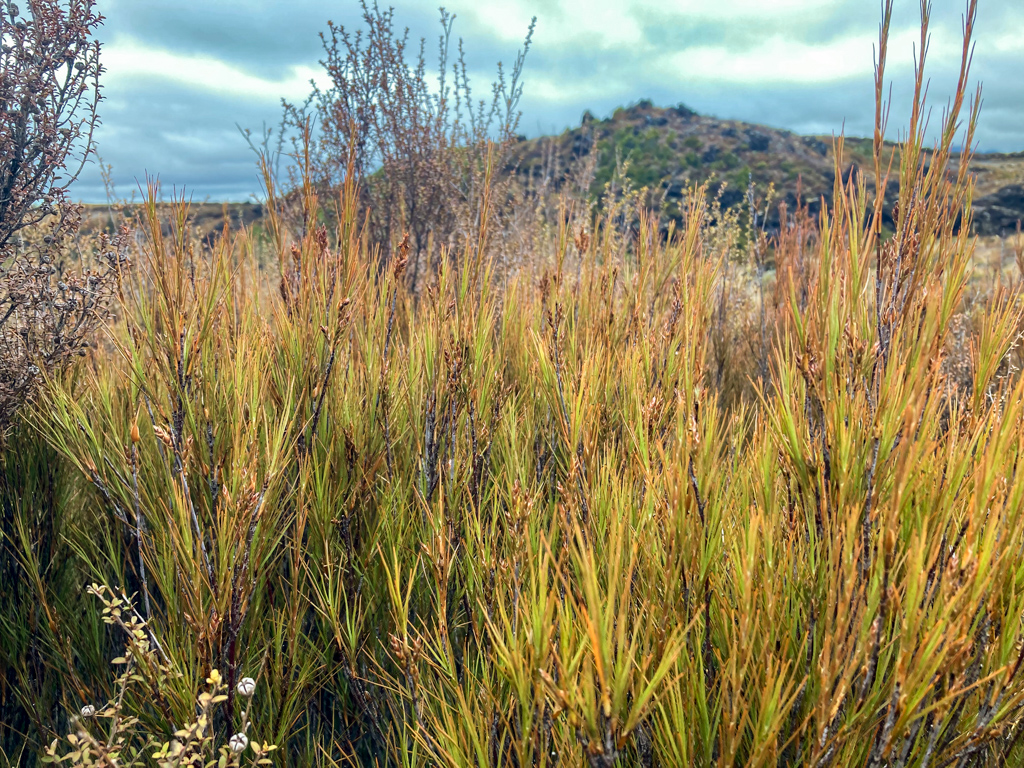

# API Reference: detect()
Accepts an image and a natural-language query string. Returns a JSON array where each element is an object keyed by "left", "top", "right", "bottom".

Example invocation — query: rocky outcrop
[{"left": 973, "top": 184, "right": 1024, "bottom": 236}]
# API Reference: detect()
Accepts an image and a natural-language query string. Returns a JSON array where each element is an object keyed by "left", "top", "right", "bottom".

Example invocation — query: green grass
[{"left": 3, "top": 1, "right": 1024, "bottom": 766}]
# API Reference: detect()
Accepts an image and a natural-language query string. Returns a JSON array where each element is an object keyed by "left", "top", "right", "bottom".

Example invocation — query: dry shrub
[
  {"left": 0, "top": 4, "right": 125, "bottom": 760},
  {"left": 282, "top": 1, "right": 535, "bottom": 290},
  {"left": 0, "top": 0, "right": 121, "bottom": 430},
  {"left": 9, "top": 1, "right": 1024, "bottom": 767}
]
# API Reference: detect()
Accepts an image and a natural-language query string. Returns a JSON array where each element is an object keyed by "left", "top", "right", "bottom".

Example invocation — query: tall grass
[{"left": 4, "top": 1, "right": 1024, "bottom": 766}]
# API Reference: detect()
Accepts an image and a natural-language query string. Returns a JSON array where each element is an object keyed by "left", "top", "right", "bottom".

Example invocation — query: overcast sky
[{"left": 72, "top": 0, "right": 1024, "bottom": 203}]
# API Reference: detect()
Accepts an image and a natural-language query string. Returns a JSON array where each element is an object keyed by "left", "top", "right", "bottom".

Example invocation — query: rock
[
  {"left": 973, "top": 184, "right": 1024, "bottom": 235},
  {"left": 802, "top": 136, "right": 829, "bottom": 156},
  {"left": 572, "top": 132, "right": 593, "bottom": 156},
  {"left": 673, "top": 103, "right": 698, "bottom": 120},
  {"left": 746, "top": 129, "right": 771, "bottom": 152}
]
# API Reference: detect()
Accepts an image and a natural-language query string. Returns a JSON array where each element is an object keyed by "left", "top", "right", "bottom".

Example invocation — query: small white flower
[
  {"left": 236, "top": 676, "right": 256, "bottom": 697},
  {"left": 80, "top": 705, "right": 96, "bottom": 718},
  {"left": 229, "top": 733, "right": 248, "bottom": 753}
]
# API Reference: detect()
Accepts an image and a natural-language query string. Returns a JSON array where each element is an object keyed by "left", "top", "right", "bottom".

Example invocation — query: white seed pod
[
  {"left": 229, "top": 733, "right": 248, "bottom": 753},
  {"left": 236, "top": 676, "right": 256, "bottom": 697},
  {"left": 80, "top": 704, "right": 96, "bottom": 718}
]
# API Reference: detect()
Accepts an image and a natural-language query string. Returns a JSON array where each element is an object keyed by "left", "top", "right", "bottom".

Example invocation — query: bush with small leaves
[
  {"left": 0, "top": 0, "right": 122, "bottom": 430},
  {"left": 283, "top": 1, "right": 535, "bottom": 289},
  {"left": 43, "top": 587, "right": 277, "bottom": 767}
]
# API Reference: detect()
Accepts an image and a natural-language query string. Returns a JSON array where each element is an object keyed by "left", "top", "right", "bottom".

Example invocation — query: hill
[{"left": 511, "top": 100, "right": 1024, "bottom": 236}]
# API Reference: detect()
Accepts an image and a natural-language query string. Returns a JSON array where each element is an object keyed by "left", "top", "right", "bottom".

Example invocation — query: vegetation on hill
[{"left": 511, "top": 101, "right": 1024, "bottom": 237}]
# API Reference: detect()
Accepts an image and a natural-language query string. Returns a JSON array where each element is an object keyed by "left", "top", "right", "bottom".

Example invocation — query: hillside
[{"left": 512, "top": 100, "right": 1024, "bottom": 235}]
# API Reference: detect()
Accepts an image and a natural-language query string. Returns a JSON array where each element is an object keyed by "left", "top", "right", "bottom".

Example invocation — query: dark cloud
[
  {"left": 98, "top": 0, "right": 469, "bottom": 78},
  {"left": 635, "top": 1, "right": 875, "bottom": 52},
  {"left": 76, "top": 80, "right": 279, "bottom": 202},
  {"left": 70, "top": 0, "right": 1024, "bottom": 203}
]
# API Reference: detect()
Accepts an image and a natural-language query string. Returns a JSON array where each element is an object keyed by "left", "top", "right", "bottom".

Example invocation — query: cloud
[
  {"left": 70, "top": 0, "right": 1024, "bottom": 203},
  {"left": 664, "top": 29, "right": 915, "bottom": 85},
  {"left": 102, "top": 37, "right": 327, "bottom": 101},
  {"left": 79, "top": 81, "right": 281, "bottom": 202}
]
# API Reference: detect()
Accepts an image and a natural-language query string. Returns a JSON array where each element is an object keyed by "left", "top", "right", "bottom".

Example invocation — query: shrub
[
  {"left": 0, "top": 0, "right": 121, "bottom": 430},
  {"left": 283, "top": 1, "right": 535, "bottom": 290},
  {"left": 0, "top": 3, "right": 124, "bottom": 760},
  {"left": 9, "top": 0, "right": 1024, "bottom": 766},
  {"left": 42, "top": 586, "right": 277, "bottom": 767}
]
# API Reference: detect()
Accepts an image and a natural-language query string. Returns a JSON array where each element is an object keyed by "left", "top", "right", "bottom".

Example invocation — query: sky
[{"left": 72, "top": 0, "right": 1024, "bottom": 203}]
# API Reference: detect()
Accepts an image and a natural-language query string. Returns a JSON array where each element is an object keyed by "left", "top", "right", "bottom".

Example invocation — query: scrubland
[{"left": 4, "top": 1, "right": 1024, "bottom": 766}]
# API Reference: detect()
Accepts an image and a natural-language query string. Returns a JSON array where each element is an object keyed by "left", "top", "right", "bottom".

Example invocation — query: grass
[{"left": 2, "top": 1, "right": 1024, "bottom": 766}]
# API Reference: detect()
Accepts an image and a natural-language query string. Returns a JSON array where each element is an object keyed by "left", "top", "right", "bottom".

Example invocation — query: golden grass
[{"left": 3, "top": 1, "right": 1024, "bottom": 766}]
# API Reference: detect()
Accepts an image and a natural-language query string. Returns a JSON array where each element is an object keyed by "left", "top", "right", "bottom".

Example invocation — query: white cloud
[
  {"left": 631, "top": 0, "right": 847, "bottom": 22},
  {"left": 101, "top": 36, "right": 329, "bottom": 101},
  {"left": 446, "top": 0, "right": 643, "bottom": 47},
  {"left": 991, "top": 31, "right": 1024, "bottom": 54},
  {"left": 662, "top": 25, "right": 957, "bottom": 85},
  {"left": 443, "top": 0, "right": 848, "bottom": 46}
]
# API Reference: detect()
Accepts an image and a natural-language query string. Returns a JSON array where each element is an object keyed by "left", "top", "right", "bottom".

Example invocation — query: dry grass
[{"left": 3, "top": 1, "right": 1024, "bottom": 767}]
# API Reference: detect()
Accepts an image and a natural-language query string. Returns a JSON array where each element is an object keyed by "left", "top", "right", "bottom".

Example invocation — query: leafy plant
[
  {"left": 43, "top": 586, "right": 276, "bottom": 767},
  {"left": 0, "top": 0, "right": 120, "bottom": 429}
]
